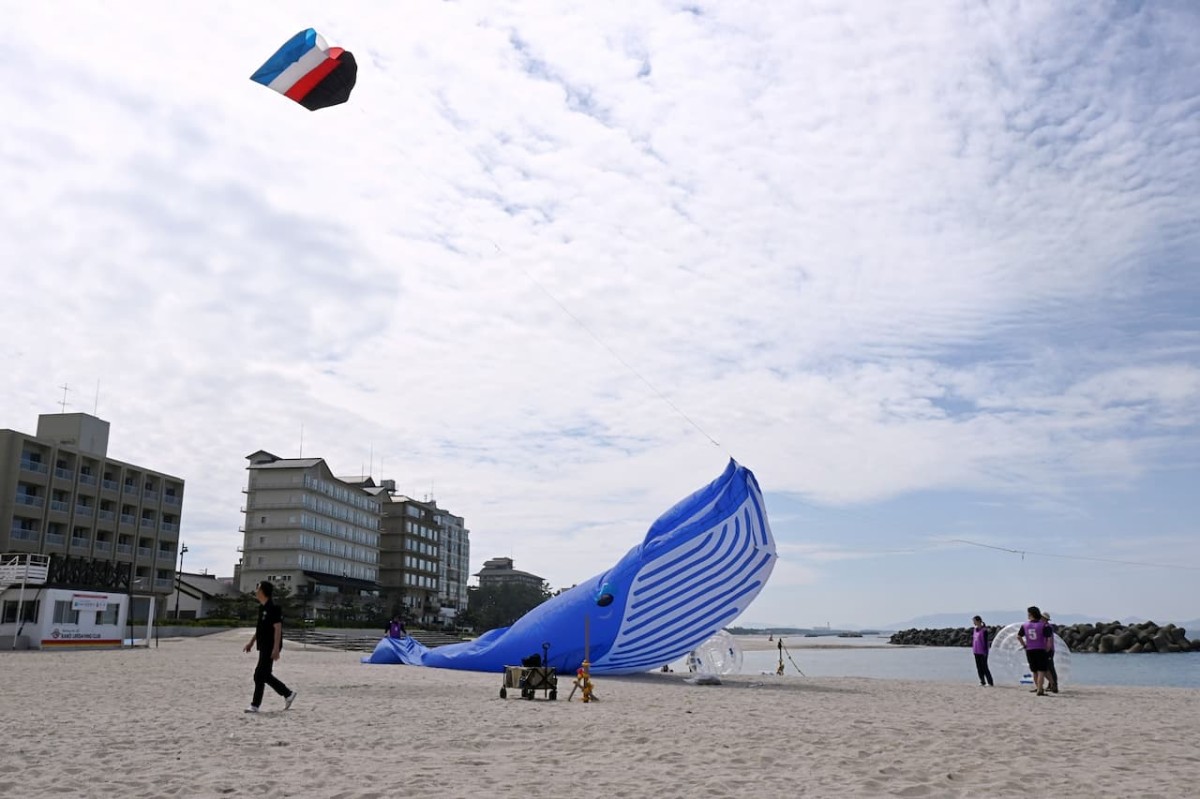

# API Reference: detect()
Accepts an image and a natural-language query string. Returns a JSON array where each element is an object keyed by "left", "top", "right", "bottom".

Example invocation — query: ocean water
[{"left": 715, "top": 638, "right": 1200, "bottom": 689}]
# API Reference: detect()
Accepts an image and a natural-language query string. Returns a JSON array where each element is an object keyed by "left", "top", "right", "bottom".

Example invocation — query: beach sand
[{"left": 2, "top": 630, "right": 1197, "bottom": 798}]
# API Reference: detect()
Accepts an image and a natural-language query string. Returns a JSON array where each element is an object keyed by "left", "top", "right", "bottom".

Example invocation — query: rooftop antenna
[
  {"left": 93, "top": 380, "right": 101, "bottom": 415},
  {"left": 369, "top": 444, "right": 373, "bottom": 479},
  {"left": 58, "top": 383, "right": 70, "bottom": 412},
  {"left": 299, "top": 424, "right": 304, "bottom": 458}
]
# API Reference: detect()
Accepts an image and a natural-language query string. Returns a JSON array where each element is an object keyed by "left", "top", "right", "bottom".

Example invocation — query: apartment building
[
  {"left": 352, "top": 479, "right": 469, "bottom": 626},
  {"left": 239, "top": 451, "right": 382, "bottom": 615},
  {"left": 437, "top": 508, "right": 470, "bottom": 621},
  {"left": 0, "top": 413, "right": 185, "bottom": 647}
]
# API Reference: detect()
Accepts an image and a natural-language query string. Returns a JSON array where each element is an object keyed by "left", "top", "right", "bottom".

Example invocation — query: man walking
[{"left": 243, "top": 580, "right": 298, "bottom": 713}]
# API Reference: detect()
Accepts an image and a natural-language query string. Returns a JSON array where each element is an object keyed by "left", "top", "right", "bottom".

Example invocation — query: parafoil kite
[
  {"left": 364, "top": 459, "right": 777, "bottom": 675},
  {"left": 250, "top": 29, "right": 357, "bottom": 111}
]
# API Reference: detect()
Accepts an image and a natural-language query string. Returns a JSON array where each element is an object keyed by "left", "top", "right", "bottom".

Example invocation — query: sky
[{"left": 3, "top": 1, "right": 1198, "bottom": 629}]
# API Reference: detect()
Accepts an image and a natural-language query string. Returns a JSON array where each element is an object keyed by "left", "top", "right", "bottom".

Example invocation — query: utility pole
[{"left": 173, "top": 542, "right": 188, "bottom": 619}]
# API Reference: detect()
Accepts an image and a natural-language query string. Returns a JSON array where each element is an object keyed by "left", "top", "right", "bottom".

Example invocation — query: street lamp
[{"left": 173, "top": 542, "right": 188, "bottom": 620}]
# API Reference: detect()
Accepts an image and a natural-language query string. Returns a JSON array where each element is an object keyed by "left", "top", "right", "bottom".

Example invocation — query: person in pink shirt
[
  {"left": 971, "top": 615, "right": 994, "bottom": 686},
  {"left": 1017, "top": 605, "right": 1051, "bottom": 696}
]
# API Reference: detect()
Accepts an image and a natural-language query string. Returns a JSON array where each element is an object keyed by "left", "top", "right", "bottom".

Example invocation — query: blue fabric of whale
[{"left": 363, "top": 459, "right": 776, "bottom": 675}]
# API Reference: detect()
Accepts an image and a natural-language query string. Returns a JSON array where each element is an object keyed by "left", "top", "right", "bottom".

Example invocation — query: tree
[
  {"left": 466, "top": 580, "right": 552, "bottom": 631},
  {"left": 208, "top": 582, "right": 301, "bottom": 623}
]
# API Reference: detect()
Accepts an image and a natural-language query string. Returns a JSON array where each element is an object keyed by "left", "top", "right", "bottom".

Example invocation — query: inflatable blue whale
[{"left": 364, "top": 459, "right": 776, "bottom": 675}]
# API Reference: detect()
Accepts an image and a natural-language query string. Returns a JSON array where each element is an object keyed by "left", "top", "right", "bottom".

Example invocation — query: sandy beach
[{"left": 2, "top": 630, "right": 1198, "bottom": 799}]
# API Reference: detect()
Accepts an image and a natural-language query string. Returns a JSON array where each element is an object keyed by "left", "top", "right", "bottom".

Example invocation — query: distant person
[
  {"left": 387, "top": 616, "right": 407, "bottom": 639},
  {"left": 242, "top": 581, "right": 298, "bottom": 713},
  {"left": 1016, "top": 605, "right": 1050, "bottom": 696},
  {"left": 971, "top": 615, "right": 994, "bottom": 686},
  {"left": 1043, "top": 611, "right": 1059, "bottom": 694}
]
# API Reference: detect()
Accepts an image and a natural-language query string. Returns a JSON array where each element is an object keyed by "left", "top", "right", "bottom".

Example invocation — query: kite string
[
  {"left": 782, "top": 537, "right": 1200, "bottom": 572},
  {"left": 949, "top": 538, "right": 1200, "bottom": 572},
  {"left": 488, "top": 239, "right": 725, "bottom": 453}
]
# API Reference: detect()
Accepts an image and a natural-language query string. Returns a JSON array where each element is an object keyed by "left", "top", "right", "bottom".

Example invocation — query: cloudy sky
[{"left": 4, "top": 1, "right": 1198, "bottom": 627}]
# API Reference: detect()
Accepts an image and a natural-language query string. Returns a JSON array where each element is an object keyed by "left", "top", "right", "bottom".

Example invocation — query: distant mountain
[
  {"left": 740, "top": 613, "right": 1200, "bottom": 632},
  {"left": 883, "top": 611, "right": 1199, "bottom": 630}
]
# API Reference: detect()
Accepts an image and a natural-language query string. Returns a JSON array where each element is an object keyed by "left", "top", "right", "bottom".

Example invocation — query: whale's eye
[{"left": 596, "top": 593, "right": 614, "bottom": 607}]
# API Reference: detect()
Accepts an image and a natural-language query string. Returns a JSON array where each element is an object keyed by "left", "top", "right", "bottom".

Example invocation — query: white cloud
[{"left": 3, "top": 1, "right": 1197, "bottom": 625}]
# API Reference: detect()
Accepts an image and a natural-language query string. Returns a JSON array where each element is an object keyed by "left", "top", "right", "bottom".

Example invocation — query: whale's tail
[{"left": 361, "top": 634, "right": 430, "bottom": 665}]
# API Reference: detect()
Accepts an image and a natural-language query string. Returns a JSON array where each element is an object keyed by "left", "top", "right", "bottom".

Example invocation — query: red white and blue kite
[{"left": 251, "top": 28, "right": 357, "bottom": 111}]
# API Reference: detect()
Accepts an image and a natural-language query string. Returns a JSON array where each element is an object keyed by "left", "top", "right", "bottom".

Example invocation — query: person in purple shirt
[
  {"left": 971, "top": 615, "right": 994, "bottom": 686},
  {"left": 387, "top": 616, "right": 407, "bottom": 639},
  {"left": 1017, "top": 605, "right": 1051, "bottom": 696}
]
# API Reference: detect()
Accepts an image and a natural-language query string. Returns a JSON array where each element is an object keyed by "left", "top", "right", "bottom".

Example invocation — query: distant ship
[{"left": 837, "top": 632, "right": 863, "bottom": 638}]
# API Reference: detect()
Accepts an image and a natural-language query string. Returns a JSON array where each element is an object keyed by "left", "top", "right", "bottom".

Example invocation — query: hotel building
[{"left": 0, "top": 412, "right": 185, "bottom": 648}]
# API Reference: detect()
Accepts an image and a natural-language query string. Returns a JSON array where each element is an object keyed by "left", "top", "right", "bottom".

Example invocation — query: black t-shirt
[{"left": 255, "top": 600, "right": 283, "bottom": 652}]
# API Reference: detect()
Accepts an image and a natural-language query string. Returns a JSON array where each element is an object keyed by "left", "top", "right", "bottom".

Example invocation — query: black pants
[
  {"left": 974, "top": 653, "right": 994, "bottom": 686},
  {"left": 1047, "top": 653, "right": 1058, "bottom": 691},
  {"left": 252, "top": 650, "right": 291, "bottom": 707}
]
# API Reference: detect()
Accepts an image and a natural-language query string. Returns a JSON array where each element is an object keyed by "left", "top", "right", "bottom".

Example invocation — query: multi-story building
[
  {"left": 475, "top": 556, "right": 544, "bottom": 591},
  {"left": 360, "top": 481, "right": 470, "bottom": 627},
  {"left": 437, "top": 508, "right": 470, "bottom": 620},
  {"left": 374, "top": 490, "right": 441, "bottom": 626},
  {"left": 239, "top": 451, "right": 381, "bottom": 617},
  {"left": 0, "top": 412, "right": 185, "bottom": 648}
]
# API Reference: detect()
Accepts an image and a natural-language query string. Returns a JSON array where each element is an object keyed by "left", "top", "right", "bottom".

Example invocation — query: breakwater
[{"left": 889, "top": 621, "right": 1200, "bottom": 653}]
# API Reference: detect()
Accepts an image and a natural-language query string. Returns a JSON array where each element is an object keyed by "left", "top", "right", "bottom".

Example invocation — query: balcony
[
  {"left": 54, "top": 467, "right": 75, "bottom": 481},
  {"left": 79, "top": 474, "right": 97, "bottom": 486},
  {"left": 102, "top": 479, "right": 119, "bottom": 492},
  {"left": 120, "top": 513, "right": 136, "bottom": 525},
  {"left": 116, "top": 544, "right": 133, "bottom": 555},
  {"left": 164, "top": 494, "right": 181, "bottom": 506},
  {"left": 95, "top": 541, "right": 112, "bottom": 553},
  {"left": 154, "top": 578, "right": 174, "bottom": 591},
  {"left": 45, "top": 534, "right": 66, "bottom": 546},
  {"left": 10, "top": 527, "right": 39, "bottom": 541},
  {"left": 50, "top": 500, "right": 70, "bottom": 513},
  {"left": 98, "top": 510, "right": 116, "bottom": 522},
  {"left": 144, "top": 490, "right": 159, "bottom": 502},
  {"left": 123, "top": 484, "right": 139, "bottom": 495},
  {"left": 139, "top": 518, "right": 156, "bottom": 529},
  {"left": 70, "top": 538, "right": 90, "bottom": 551},
  {"left": 15, "top": 495, "right": 44, "bottom": 509},
  {"left": 19, "top": 459, "right": 49, "bottom": 474},
  {"left": 75, "top": 505, "right": 94, "bottom": 517},
  {"left": 161, "top": 522, "right": 179, "bottom": 534},
  {"left": 137, "top": 547, "right": 153, "bottom": 558}
]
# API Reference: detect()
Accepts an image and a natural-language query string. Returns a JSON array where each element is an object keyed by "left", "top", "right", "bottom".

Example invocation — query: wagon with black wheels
[
  {"left": 499, "top": 643, "right": 558, "bottom": 700},
  {"left": 499, "top": 665, "right": 558, "bottom": 700}
]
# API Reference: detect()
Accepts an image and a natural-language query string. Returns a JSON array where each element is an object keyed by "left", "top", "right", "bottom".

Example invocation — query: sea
[{"left": 714, "top": 636, "right": 1200, "bottom": 689}]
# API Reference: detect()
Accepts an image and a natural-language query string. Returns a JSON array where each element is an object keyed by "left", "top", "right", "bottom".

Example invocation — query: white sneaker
[
  {"left": 244, "top": 705, "right": 260, "bottom": 714},
  {"left": 285, "top": 691, "right": 298, "bottom": 710}
]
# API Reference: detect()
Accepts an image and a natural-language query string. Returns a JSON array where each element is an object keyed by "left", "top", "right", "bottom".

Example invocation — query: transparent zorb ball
[
  {"left": 990, "top": 622, "right": 1071, "bottom": 685},
  {"left": 688, "top": 630, "right": 743, "bottom": 676}
]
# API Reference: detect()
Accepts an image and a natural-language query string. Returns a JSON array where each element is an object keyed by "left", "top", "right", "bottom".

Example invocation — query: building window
[
  {"left": 96, "top": 605, "right": 119, "bottom": 625},
  {"left": 2, "top": 601, "right": 39, "bottom": 623},
  {"left": 53, "top": 601, "right": 80, "bottom": 625}
]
